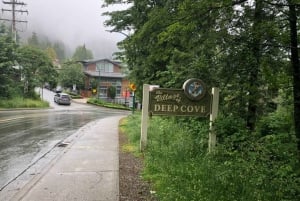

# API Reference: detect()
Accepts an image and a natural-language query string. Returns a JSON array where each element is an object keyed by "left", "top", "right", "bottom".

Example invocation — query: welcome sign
[
  {"left": 141, "top": 79, "right": 219, "bottom": 152},
  {"left": 149, "top": 79, "right": 212, "bottom": 117}
]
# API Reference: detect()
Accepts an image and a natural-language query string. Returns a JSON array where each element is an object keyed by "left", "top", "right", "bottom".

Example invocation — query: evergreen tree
[
  {"left": 53, "top": 41, "right": 66, "bottom": 62},
  {"left": 27, "top": 32, "right": 40, "bottom": 48},
  {"left": 72, "top": 44, "right": 94, "bottom": 61}
]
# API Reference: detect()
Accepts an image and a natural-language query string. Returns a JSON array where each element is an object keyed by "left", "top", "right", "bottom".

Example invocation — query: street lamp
[{"left": 97, "top": 68, "right": 101, "bottom": 100}]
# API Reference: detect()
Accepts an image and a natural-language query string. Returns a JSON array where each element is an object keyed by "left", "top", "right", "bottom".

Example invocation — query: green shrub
[
  {"left": 257, "top": 110, "right": 293, "bottom": 136},
  {"left": 65, "top": 91, "right": 82, "bottom": 99},
  {"left": 107, "top": 86, "right": 116, "bottom": 99},
  {"left": 87, "top": 98, "right": 130, "bottom": 110}
]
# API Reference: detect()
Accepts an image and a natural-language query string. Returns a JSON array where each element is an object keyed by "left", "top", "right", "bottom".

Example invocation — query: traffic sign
[{"left": 130, "top": 83, "right": 136, "bottom": 91}]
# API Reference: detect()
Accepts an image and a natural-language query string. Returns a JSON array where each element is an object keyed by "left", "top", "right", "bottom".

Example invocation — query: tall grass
[
  {"left": 119, "top": 113, "right": 142, "bottom": 153},
  {"left": 121, "top": 112, "right": 300, "bottom": 201},
  {"left": 0, "top": 97, "right": 49, "bottom": 108}
]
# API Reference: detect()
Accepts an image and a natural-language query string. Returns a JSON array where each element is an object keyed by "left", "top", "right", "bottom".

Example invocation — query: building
[{"left": 79, "top": 59, "right": 130, "bottom": 104}]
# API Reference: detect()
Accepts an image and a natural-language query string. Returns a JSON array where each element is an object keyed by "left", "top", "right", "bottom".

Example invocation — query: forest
[{"left": 104, "top": 0, "right": 300, "bottom": 200}]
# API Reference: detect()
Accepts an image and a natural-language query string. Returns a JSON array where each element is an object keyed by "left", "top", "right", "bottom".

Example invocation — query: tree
[
  {"left": 107, "top": 85, "right": 116, "bottom": 99},
  {"left": 53, "top": 41, "right": 66, "bottom": 62},
  {"left": 0, "top": 24, "right": 19, "bottom": 99},
  {"left": 59, "top": 60, "right": 85, "bottom": 90},
  {"left": 45, "top": 47, "right": 57, "bottom": 62},
  {"left": 16, "top": 45, "right": 55, "bottom": 98},
  {"left": 27, "top": 32, "right": 40, "bottom": 48},
  {"left": 27, "top": 33, "right": 67, "bottom": 64},
  {"left": 288, "top": 0, "right": 300, "bottom": 152},
  {"left": 72, "top": 44, "right": 94, "bottom": 61}
]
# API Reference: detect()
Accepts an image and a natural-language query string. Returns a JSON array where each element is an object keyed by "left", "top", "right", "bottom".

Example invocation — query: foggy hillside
[{"left": 0, "top": 0, "right": 128, "bottom": 59}]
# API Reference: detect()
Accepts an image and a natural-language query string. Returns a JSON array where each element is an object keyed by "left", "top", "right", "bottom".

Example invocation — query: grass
[
  {"left": 119, "top": 114, "right": 142, "bottom": 155},
  {"left": 87, "top": 98, "right": 131, "bottom": 110},
  {"left": 121, "top": 144, "right": 137, "bottom": 152},
  {"left": 0, "top": 97, "right": 49, "bottom": 109}
]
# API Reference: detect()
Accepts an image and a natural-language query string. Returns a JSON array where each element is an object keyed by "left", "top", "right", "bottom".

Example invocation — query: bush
[
  {"left": 257, "top": 111, "right": 293, "bottom": 136},
  {"left": 66, "top": 91, "right": 82, "bottom": 99},
  {"left": 107, "top": 86, "right": 116, "bottom": 99},
  {"left": 87, "top": 98, "right": 130, "bottom": 110}
]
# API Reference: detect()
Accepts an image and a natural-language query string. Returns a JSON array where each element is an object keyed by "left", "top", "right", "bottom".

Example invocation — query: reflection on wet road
[{"left": 0, "top": 91, "right": 129, "bottom": 190}]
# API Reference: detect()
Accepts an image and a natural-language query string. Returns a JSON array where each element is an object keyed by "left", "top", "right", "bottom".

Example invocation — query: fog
[{"left": 0, "top": 0, "right": 127, "bottom": 59}]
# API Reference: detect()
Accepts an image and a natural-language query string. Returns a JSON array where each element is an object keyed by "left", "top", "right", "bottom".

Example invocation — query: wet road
[{"left": 0, "top": 89, "right": 129, "bottom": 191}]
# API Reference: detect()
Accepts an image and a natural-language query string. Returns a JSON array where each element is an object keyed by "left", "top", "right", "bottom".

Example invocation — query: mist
[{"left": 0, "top": 0, "right": 127, "bottom": 59}]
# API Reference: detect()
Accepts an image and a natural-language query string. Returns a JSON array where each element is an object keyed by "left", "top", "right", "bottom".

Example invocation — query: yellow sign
[{"left": 130, "top": 83, "right": 136, "bottom": 91}]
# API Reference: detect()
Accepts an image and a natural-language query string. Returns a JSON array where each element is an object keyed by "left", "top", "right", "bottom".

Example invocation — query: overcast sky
[{"left": 0, "top": 0, "right": 128, "bottom": 59}]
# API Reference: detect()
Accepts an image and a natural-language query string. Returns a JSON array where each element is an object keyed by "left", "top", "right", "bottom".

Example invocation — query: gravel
[{"left": 119, "top": 128, "right": 157, "bottom": 201}]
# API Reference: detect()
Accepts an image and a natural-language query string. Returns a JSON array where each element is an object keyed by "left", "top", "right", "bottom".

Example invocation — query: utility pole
[{"left": 1, "top": 0, "right": 28, "bottom": 42}]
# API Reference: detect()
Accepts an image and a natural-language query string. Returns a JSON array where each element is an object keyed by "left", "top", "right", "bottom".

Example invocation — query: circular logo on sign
[{"left": 183, "top": 78, "right": 206, "bottom": 101}]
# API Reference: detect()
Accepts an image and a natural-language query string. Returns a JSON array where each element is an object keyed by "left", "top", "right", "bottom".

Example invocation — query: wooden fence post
[
  {"left": 209, "top": 87, "right": 219, "bottom": 152},
  {"left": 140, "top": 84, "right": 150, "bottom": 151}
]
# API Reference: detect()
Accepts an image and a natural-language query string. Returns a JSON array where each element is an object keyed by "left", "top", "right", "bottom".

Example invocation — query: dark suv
[{"left": 54, "top": 93, "right": 71, "bottom": 105}]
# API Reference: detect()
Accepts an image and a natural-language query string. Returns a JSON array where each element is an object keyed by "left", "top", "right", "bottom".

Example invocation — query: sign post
[
  {"left": 209, "top": 87, "right": 219, "bottom": 152},
  {"left": 130, "top": 83, "right": 137, "bottom": 114},
  {"left": 140, "top": 79, "right": 219, "bottom": 152},
  {"left": 140, "top": 84, "right": 150, "bottom": 151}
]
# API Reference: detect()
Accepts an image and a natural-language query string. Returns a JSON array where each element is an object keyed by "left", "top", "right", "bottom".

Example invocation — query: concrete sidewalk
[{"left": 11, "top": 116, "right": 124, "bottom": 201}]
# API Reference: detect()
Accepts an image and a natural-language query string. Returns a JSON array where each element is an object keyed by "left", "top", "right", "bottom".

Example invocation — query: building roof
[
  {"left": 84, "top": 71, "right": 126, "bottom": 78},
  {"left": 79, "top": 59, "right": 122, "bottom": 67}
]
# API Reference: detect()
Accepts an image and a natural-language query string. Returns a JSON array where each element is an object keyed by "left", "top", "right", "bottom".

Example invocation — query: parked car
[
  {"left": 54, "top": 93, "right": 71, "bottom": 105},
  {"left": 55, "top": 86, "right": 63, "bottom": 93}
]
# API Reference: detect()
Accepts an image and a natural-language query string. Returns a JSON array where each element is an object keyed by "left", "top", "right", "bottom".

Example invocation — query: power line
[{"left": 0, "top": 0, "right": 28, "bottom": 42}]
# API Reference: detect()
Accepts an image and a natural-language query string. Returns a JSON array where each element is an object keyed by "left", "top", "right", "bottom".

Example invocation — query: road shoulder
[{"left": 119, "top": 119, "right": 157, "bottom": 201}]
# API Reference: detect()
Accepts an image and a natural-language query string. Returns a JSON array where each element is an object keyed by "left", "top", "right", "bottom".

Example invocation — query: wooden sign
[
  {"left": 149, "top": 79, "right": 211, "bottom": 117},
  {"left": 140, "top": 79, "right": 219, "bottom": 152},
  {"left": 149, "top": 88, "right": 211, "bottom": 117}
]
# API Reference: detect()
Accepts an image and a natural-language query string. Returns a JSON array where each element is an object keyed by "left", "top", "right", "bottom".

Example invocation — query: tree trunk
[
  {"left": 289, "top": 3, "right": 300, "bottom": 152},
  {"left": 247, "top": 0, "right": 263, "bottom": 130}
]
